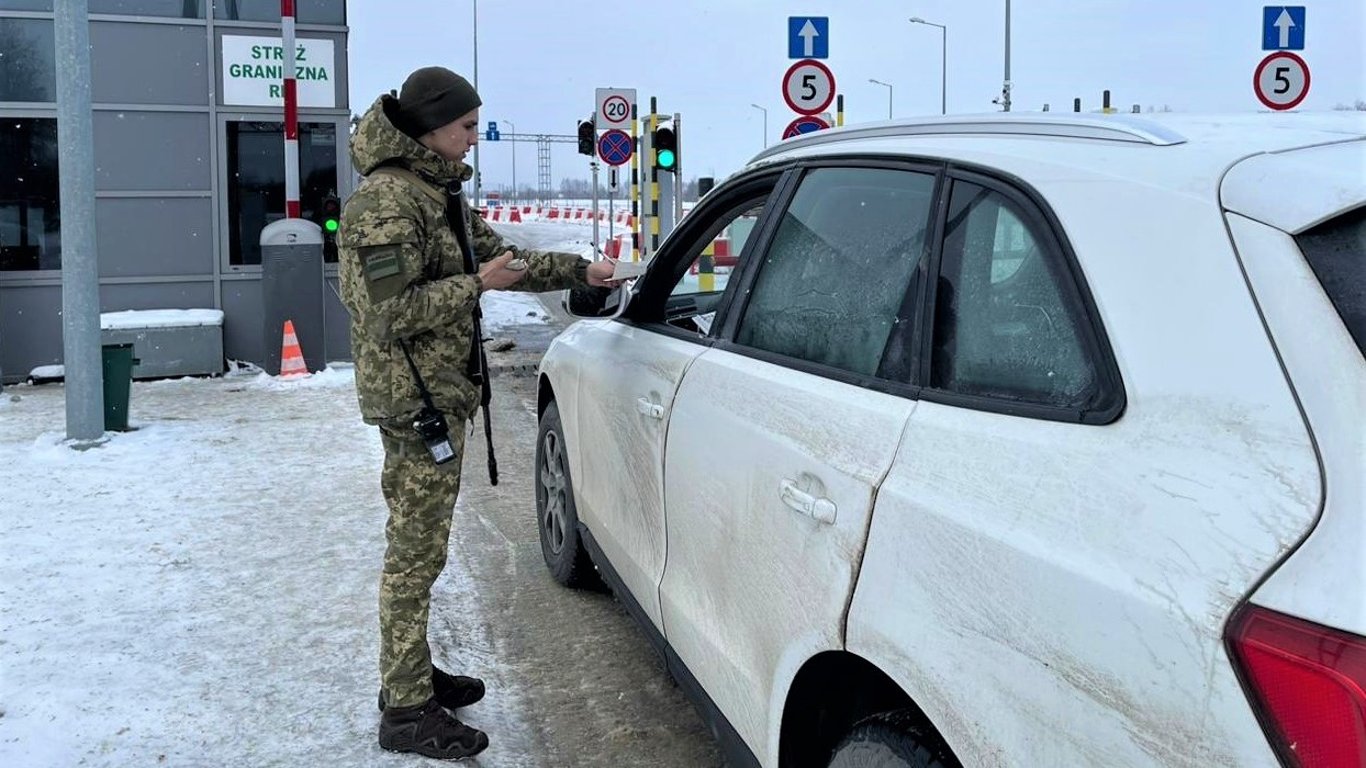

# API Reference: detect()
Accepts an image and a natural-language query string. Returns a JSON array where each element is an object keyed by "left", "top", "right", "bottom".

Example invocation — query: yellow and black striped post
[
  {"left": 699, "top": 240, "right": 716, "bottom": 293},
  {"left": 648, "top": 109, "right": 660, "bottom": 256},
  {"left": 629, "top": 104, "right": 639, "bottom": 262}
]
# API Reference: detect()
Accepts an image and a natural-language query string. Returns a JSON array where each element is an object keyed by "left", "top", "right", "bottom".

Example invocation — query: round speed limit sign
[
  {"left": 1254, "top": 51, "right": 1310, "bottom": 111},
  {"left": 783, "top": 59, "right": 836, "bottom": 116}
]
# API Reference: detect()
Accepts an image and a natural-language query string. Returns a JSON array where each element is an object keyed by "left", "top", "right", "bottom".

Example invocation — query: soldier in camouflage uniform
[{"left": 337, "top": 66, "right": 618, "bottom": 760}]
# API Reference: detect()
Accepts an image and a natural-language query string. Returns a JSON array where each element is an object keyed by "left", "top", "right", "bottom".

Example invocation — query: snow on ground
[
  {"left": 0, "top": 220, "right": 587, "bottom": 767},
  {"left": 480, "top": 219, "right": 599, "bottom": 333}
]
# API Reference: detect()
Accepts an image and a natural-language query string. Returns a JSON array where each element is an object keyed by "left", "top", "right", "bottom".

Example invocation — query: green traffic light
[
  {"left": 657, "top": 149, "right": 676, "bottom": 169},
  {"left": 324, "top": 218, "right": 339, "bottom": 233}
]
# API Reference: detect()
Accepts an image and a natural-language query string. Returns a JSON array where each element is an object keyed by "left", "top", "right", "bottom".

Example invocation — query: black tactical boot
[
  {"left": 378, "top": 698, "right": 489, "bottom": 760},
  {"left": 379, "top": 667, "right": 486, "bottom": 712}
]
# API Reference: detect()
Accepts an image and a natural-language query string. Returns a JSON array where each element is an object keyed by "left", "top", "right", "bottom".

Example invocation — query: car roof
[{"left": 744, "top": 113, "right": 1366, "bottom": 212}]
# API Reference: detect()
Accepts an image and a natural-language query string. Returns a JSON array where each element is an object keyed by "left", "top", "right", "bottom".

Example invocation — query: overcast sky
[{"left": 347, "top": 0, "right": 1366, "bottom": 191}]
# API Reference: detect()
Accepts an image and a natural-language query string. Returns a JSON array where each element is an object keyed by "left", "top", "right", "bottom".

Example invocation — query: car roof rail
[{"left": 751, "top": 113, "right": 1189, "bottom": 162}]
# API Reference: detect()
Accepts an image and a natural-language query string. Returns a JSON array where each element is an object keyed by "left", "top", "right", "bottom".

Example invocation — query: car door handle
[
  {"left": 636, "top": 398, "right": 665, "bottom": 420},
  {"left": 780, "top": 480, "right": 837, "bottom": 525}
]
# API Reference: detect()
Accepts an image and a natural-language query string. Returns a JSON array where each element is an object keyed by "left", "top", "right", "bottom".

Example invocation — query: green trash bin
[{"left": 101, "top": 343, "right": 139, "bottom": 432}]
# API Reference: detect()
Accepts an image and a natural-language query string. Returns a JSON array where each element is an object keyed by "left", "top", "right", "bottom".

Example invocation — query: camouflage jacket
[{"left": 339, "top": 95, "right": 588, "bottom": 430}]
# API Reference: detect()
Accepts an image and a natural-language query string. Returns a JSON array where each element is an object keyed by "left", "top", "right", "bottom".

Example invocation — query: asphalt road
[{"left": 435, "top": 301, "right": 727, "bottom": 768}]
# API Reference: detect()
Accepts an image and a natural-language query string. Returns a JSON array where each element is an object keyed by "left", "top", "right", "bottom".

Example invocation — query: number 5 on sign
[
  {"left": 1253, "top": 51, "right": 1310, "bottom": 110},
  {"left": 783, "top": 59, "right": 835, "bottom": 116}
]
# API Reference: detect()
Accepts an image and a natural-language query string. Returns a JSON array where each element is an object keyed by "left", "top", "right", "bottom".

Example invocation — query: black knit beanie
[{"left": 396, "top": 66, "right": 482, "bottom": 139}]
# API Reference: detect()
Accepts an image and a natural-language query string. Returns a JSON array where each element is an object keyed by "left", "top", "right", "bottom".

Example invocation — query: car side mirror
[{"left": 563, "top": 284, "right": 630, "bottom": 319}]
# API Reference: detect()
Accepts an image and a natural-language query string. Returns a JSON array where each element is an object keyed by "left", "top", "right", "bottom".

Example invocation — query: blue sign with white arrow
[
  {"left": 1262, "top": 6, "right": 1305, "bottom": 50},
  {"left": 789, "top": 17, "right": 829, "bottom": 59},
  {"left": 485, "top": 120, "right": 500, "bottom": 141}
]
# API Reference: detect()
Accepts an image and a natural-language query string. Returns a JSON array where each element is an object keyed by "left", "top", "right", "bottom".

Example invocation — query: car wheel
[
  {"left": 827, "top": 712, "right": 958, "bottom": 768},
  {"left": 535, "top": 400, "right": 601, "bottom": 589}
]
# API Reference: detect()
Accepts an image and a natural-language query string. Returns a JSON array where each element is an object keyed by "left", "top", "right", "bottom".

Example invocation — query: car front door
[
  {"left": 659, "top": 163, "right": 941, "bottom": 763},
  {"left": 569, "top": 173, "right": 781, "bottom": 634}
]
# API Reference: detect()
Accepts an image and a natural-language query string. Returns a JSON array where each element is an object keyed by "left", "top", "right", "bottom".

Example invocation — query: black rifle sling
[{"left": 443, "top": 185, "right": 499, "bottom": 486}]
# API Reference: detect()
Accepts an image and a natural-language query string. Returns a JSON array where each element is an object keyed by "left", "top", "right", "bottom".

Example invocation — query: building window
[
  {"left": 226, "top": 120, "right": 338, "bottom": 266},
  {"left": 0, "top": 2, "right": 52, "bottom": 11},
  {"left": 88, "top": 0, "right": 205, "bottom": 17},
  {"left": 213, "top": 0, "right": 344, "bottom": 25},
  {"left": 0, "top": 18, "right": 57, "bottom": 103},
  {"left": 0, "top": 118, "right": 60, "bottom": 271}
]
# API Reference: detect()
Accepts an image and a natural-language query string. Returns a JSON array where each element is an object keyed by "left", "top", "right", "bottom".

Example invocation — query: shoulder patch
[{"left": 361, "top": 244, "right": 403, "bottom": 281}]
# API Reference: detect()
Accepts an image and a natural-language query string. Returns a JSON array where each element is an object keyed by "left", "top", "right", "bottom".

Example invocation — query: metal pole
[
  {"left": 505, "top": 119, "right": 515, "bottom": 204},
  {"left": 673, "top": 112, "right": 683, "bottom": 226},
  {"left": 281, "top": 0, "right": 299, "bottom": 217},
  {"left": 910, "top": 19, "right": 948, "bottom": 115},
  {"left": 751, "top": 103, "right": 767, "bottom": 147},
  {"left": 869, "top": 79, "right": 893, "bottom": 119},
  {"left": 55, "top": 0, "right": 104, "bottom": 441},
  {"left": 591, "top": 161, "right": 600, "bottom": 258},
  {"left": 608, "top": 168, "right": 615, "bottom": 245},
  {"left": 941, "top": 26, "right": 947, "bottom": 114},
  {"left": 471, "top": 0, "right": 480, "bottom": 206},
  {"left": 1003, "top": 0, "right": 1012, "bottom": 112}
]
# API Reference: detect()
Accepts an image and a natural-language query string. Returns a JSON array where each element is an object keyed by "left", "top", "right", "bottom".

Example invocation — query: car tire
[
  {"left": 827, "top": 712, "right": 958, "bottom": 768},
  {"left": 535, "top": 400, "right": 601, "bottom": 589}
]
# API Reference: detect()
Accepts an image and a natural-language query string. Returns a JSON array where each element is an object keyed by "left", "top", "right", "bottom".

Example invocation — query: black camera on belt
[{"left": 413, "top": 406, "right": 456, "bottom": 465}]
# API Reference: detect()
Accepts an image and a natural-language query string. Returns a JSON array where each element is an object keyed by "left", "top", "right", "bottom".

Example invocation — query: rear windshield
[{"left": 1296, "top": 206, "right": 1366, "bottom": 358}]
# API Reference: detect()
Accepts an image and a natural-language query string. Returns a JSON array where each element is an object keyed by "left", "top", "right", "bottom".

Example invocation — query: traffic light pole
[{"left": 673, "top": 112, "right": 683, "bottom": 225}]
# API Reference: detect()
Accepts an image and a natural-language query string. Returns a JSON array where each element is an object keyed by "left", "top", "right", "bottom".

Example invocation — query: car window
[
  {"left": 930, "top": 180, "right": 1098, "bottom": 408},
  {"left": 1295, "top": 205, "right": 1366, "bottom": 358},
  {"left": 735, "top": 167, "right": 936, "bottom": 378},
  {"left": 672, "top": 201, "right": 764, "bottom": 299}
]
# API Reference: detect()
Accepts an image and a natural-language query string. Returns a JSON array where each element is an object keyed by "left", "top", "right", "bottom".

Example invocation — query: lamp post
[
  {"left": 992, "top": 0, "right": 1012, "bottom": 112},
  {"left": 750, "top": 103, "right": 767, "bottom": 147},
  {"left": 503, "top": 118, "right": 515, "bottom": 204},
  {"left": 869, "top": 78, "right": 894, "bottom": 119},
  {"left": 471, "top": 0, "right": 481, "bottom": 204},
  {"left": 909, "top": 17, "right": 947, "bottom": 115}
]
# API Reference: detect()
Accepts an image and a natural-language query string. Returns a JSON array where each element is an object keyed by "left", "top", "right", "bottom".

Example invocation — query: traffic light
[
  {"left": 320, "top": 194, "right": 341, "bottom": 235},
  {"left": 577, "top": 117, "right": 595, "bottom": 156},
  {"left": 653, "top": 121, "right": 677, "bottom": 171}
]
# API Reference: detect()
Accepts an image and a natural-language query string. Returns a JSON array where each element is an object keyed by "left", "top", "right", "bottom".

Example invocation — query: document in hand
[{"left": 611, "top": 260, "right": 649, "bottom": 281}]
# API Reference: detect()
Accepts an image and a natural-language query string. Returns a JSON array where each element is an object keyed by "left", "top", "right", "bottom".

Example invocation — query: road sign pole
[{"left": 591, "top": 161, "right": 600, "bottom": 259}]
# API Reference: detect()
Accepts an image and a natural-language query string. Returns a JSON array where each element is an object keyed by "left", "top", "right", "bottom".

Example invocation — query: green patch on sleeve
[
  {"left": 363, "top": 246, "right": 402, "bottom": 280},
  {"left": 359, "top": 244, "right": 407, "bottom": 302}
]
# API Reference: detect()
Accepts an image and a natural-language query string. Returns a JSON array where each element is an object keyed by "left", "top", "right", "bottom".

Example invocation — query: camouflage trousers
[{"left": 378, "top": 425, "right": 467, "bottom": 709}]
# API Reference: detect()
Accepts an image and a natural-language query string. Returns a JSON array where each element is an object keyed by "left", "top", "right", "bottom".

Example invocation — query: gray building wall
[{"left": 0, "top": 2, "right": 352, "bottom": 383}]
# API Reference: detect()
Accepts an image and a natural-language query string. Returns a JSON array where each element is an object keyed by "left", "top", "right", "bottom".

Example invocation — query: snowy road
[{"left": 0, "top": 220, "right": 723, "bottom": 767}]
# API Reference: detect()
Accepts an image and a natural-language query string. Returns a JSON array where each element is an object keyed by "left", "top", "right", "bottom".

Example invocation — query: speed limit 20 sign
[
  {"left": 783, "top": 59, "right": 836, "bottom": 116},
  {"left": 1254, "top": 51, "right": 1310, "bottom": 110},
  {"left": 595, "top": 87, "right": 636, "bottom": 128}
]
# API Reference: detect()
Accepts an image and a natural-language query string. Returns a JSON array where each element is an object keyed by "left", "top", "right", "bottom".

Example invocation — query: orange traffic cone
[{"left": 279, "top": 320, "right": 309, "bottom": 378}]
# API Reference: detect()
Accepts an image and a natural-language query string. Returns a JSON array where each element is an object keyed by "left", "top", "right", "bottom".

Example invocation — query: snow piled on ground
[{"left": 0, "top": 219, "right": 591, "bottom": 767}]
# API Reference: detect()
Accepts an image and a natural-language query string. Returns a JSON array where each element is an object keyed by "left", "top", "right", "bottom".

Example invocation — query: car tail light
[{"left": 1228, "top": 605, "right": 1366, "bottom": 768}]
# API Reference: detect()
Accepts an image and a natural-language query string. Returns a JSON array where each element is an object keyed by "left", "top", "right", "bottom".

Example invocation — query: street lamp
[
  {"left": 990, "top": 0, "right": 1012, "bottom": 112},
  {"left": 471, "top": 0, "right": 481, "bottom": 203},
  {"left": 869, "top": 78, "right": 894, "bottom": 119},
  {"left": 909, "top": 17, "right": 947, "bottom": 115},
  {"left": 750, "top": 103, "right": 767, "bottom": 147},
  {"left": 503, "top": 119, "right": 516, "bottom": 204}
]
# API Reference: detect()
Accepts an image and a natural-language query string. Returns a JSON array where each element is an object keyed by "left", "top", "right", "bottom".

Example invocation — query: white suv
[{"left": 533, "top": 113, "right": 1366, "bottom": 768}]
